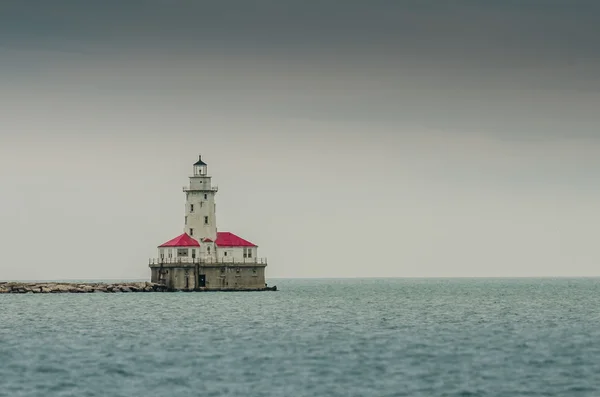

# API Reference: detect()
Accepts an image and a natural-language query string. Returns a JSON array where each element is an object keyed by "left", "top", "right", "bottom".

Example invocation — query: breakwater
[
  {"left": 0, "top": 282, "right": 168, "bottom": 294},
  {"left": 0, "top": 282, "right": 278, "bottom": 293}
]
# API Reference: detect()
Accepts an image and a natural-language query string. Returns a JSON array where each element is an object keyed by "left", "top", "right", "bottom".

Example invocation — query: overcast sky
[{"left": 1, "top": 1, "right": 599, "bottom": 279}]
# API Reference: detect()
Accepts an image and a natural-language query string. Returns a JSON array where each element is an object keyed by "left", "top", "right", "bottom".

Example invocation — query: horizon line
[{"left": 4, "top": 276, "right": 600, "bottom": 282}]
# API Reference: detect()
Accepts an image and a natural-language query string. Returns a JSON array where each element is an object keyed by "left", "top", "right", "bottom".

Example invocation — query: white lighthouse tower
[{"left": 183, "top": 155, "right": 218, "bottom": 242}]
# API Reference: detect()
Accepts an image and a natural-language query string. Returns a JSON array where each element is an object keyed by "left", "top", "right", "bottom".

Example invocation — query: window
[
  {"left": 244, "top": 248, "right": 253, "bottom": 258},
  {"left": 224, "top": 252, "right": 227, "bottom": 256},
  {"left": 190, "top": 204, "right": 194, "bottom": 212},
  {"left": 204, "top": 216, "right": 209, "bottom": 225},
  {"left": 204, "top": 194, "right": 207, "bottom": 200},
  {"left": 160, "top": 249, "right": 165, "bottom": 259},
  {"left": 200, "top": 201, "right": 203, "bottom": 207},
  {"left": 168, "top": 249, "right": 173, "bottom": 258},
  {"left": 189, "top": 228, "right": 194, "bottom": 236},
  {"left": 184, "top": 216, "right": 187, "bottom": 225},
  {"left": 191, "top": 249, "right": 196, "bottom": 259},
  {"left": 177, "top": 248, "right": 188, "bottom": 257},
  {"left": 207, "top": 246, "right": 211, "bottom": 254}
]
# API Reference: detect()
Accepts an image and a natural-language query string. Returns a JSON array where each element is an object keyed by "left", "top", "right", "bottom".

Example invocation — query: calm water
[{"left": 2, "top": 278, "right": 600, "bottom": 396}]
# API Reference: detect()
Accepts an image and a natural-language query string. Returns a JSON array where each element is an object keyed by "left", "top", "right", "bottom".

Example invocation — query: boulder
[{"left": 53, "top": 285, "right": 71, "bottom": 293}]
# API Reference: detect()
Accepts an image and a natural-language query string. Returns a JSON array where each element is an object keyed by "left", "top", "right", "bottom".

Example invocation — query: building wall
[
  {"left": 189, "top": 175, "right": 212, "bottom": 191},
  {"left": 150, "top": 264, "right": 266, "bottom": 291},
  {"left": 157, "top": 247, "right": 201, "bottom": 260},
  {"left": 150, "top": 266, "right": 195, "bottom": 290},
  {"left": 216, "top": 246, "right": 259, "bottom": 262},
  {"left": 185, "top": 189, "right": 217, "bottom": 241},
  {"left": 202, "top": 266, "right": 266, "bottom": 290},
  {"left": 200, "top": 241, "right": 216, "bottom": 261},
  {"left": 155, "top": 244, "right": 260, "bottom": 264}
]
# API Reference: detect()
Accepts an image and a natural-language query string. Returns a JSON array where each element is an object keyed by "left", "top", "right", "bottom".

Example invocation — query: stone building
[{"left": 149, "top": 155, "right": 269, "bottom": 291}]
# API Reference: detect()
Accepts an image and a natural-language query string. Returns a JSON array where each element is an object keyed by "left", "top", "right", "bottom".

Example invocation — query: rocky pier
[{"left": 0, "top": 282, "right": 169, "bottom": 294}]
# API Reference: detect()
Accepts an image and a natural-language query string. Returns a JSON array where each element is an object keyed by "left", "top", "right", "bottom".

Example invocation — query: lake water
[{"left": 1, "top": 278, "right": 600, "bottom": 396}]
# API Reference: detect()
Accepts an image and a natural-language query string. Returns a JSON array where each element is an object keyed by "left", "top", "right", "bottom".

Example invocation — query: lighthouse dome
[{"left": 193, "top": 155, "right": 207, "bottom": 166}]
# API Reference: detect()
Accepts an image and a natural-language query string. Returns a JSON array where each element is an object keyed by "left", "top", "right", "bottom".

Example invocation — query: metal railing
[
  {"left": 182, "top": 186, "right": 218, "bottom": 192},
  {"left": 148, "top": 257, "right": 267, "bottom": 265}
]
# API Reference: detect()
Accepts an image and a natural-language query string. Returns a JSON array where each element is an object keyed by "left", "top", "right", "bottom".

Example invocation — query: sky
[{"left": 1, "top": 1, "right": 599, "bottom": 279}]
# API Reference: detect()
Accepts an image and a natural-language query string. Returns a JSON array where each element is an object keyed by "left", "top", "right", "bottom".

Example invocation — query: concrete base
[
  {"left": 149, "top": 262, "right": 268, "bottom": 291},
  {"left": 169, "top": 286, "right": 278, "bottom": 292}
]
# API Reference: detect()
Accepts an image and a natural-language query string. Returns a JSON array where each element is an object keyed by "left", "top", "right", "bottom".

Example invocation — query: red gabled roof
[
  {"left": 202, "top": 238, "right": 214, "bottom": 243},
  {"left": 158, "top": 233, "right": 200, "bottom": 247},
  {"left": 216, "top": 232, "right": 257, "bottom": 247}
]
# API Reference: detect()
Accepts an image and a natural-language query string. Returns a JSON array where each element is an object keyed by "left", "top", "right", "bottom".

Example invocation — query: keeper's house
[{"left": 148, "top": 155, "right": 268, "bottom": 291}]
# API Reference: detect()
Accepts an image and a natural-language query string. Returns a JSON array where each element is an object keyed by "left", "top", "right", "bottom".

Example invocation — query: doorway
[{"left": 198, "top": 274, "right": 206, "bottom": 288}]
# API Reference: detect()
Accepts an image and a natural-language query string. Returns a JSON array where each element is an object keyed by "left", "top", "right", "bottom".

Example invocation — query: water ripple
[{"left": 2, "top": 278, "right": 600, "bottom": 396}]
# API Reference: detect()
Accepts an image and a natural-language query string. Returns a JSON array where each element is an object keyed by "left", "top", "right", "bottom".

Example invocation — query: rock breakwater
[{"left": 0, "top": 282, "right": 168, "bottom": 294}]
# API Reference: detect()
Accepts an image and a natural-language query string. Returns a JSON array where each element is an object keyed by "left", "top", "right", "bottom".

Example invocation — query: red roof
[
  {"left": 202, "top": 238, "right": 214, "bottom": 243},
  {"left": 216, "top": 232, "right": 257, "bottom": 247},
  {"left": 158, "top": 233, "right": 200, "bottom": 247}
]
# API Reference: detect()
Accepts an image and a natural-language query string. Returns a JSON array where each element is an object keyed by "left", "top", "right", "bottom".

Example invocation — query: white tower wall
[{"left": 184, "top": 156, "right": 218, "bottom": 242}]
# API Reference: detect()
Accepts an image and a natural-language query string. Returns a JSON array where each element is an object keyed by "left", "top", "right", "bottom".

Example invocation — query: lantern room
[{"left": 193, "top": 155, "right": 207, "bottom": 176}]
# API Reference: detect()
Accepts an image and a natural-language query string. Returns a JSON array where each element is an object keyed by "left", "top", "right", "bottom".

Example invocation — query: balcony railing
[
  {"left": 183, "top": 186, "right": 218, "bottom": 192},
  {"left": 149, "top": 257, "right": 267, "bottom": 265}
]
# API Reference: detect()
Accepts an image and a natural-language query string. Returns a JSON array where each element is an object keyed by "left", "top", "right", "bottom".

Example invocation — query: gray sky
[{"left": 1, "top": 1, "right": 599, "bottom": 279}]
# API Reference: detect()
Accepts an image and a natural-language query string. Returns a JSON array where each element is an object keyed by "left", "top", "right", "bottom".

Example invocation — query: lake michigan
[{"left": 1, "top": 278, "right": 600, "bottom": 396}]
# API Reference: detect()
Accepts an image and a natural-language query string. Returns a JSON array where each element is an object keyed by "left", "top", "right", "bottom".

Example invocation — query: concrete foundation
[{"left": 149, "top": 262, "right": 269, "bottom": 291}]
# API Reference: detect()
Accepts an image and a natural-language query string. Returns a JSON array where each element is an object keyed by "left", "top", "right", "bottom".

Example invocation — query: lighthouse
[{"left": 148, "top": 155, "right": 270, "bottom": 291}]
